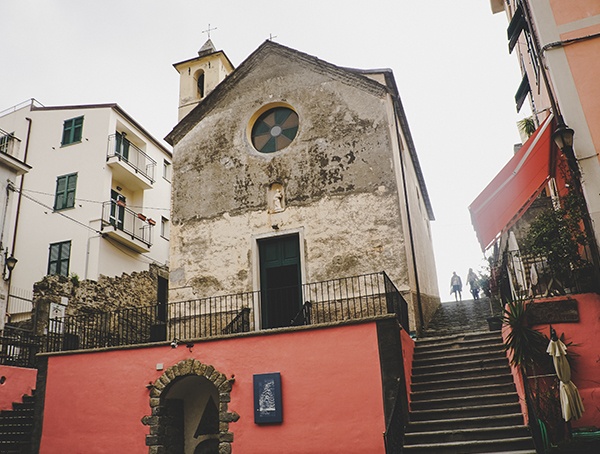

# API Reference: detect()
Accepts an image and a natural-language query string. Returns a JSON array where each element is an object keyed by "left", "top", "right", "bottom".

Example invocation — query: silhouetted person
[
  {"left": 450, "top": 271, "right": 462, "bottom": 301},
  {"left": 466, "top": 268, "right": 480, "bottom": 300}
]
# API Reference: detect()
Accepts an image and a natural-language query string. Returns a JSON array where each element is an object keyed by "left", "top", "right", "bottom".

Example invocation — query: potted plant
[
  {"left": 137, "top": 213, "right": 147, "bottom": 221},
  {"left": 147, "top": 218, "right": 156, "bottom": 226}
]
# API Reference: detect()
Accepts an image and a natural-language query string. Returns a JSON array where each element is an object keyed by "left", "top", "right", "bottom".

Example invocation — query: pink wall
[
  {"left": 503, "top": 294, "right": 600, "bottom": 428},
  {"left": 0, "top": 365, "right": 37, "bottom": 411},
  {"left": 540, "top": 293, "right": 600, "bottom": 429},
  {"left": 39, "top": 322, "right": 388, "bottom": 454},
  {"left": 400, "top": 328, "right": 414, "bottom": 404}
]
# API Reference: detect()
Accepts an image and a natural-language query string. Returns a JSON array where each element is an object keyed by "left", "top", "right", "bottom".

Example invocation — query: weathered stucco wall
[
  {"left": 169, "top": 44, "right": 439, "bottom": 330},
  {"left": 171, "top": 50, "right": 406, "bottom": 293}
]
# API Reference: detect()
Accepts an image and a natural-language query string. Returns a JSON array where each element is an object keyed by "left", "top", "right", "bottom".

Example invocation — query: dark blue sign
[{"left": 253, "top": 372, "right": 283, "bottom": 424}]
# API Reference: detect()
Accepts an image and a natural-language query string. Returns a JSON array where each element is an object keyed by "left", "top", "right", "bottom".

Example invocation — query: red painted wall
[
  {"left": 0, "top": 365, "right": 37, "bottom": 411},
  {"left": 39, "top": 322, "right": 388, "bottom": 454},
  {"left": 503, "top": 294, "right": 600, "bottom": 428},
  {"left": 542, "top": 293, "right": 600, "bottom": 429}
]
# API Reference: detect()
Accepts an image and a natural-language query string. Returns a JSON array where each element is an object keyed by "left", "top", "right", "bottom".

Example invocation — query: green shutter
[
  {"left": 54, "top": 174, "right": 77, "bottom": 210},
  {"left": 62, "top": 116, "right": 84, "bottom": 145}
]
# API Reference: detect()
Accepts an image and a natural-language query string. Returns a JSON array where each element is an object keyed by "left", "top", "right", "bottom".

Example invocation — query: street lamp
[
  {"left": 3, "top": 251, "right": 17, "bottom": 281},
  {"left": 552, "top": 123, "right": 575, "bottom": 150}
]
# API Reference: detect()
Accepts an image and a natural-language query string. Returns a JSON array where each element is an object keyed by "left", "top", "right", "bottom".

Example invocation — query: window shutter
[
  {"left": 73, "top": 117, "right": 83, "bottom": 142},
  {"left": 55, "top": 176, "right": 67, "bottom": 210},
  {"left": 66, "top": 174, "right": 77, "bottom": 208}
]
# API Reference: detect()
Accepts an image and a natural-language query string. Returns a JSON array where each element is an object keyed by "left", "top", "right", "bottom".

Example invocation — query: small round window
[{"left": 251, "top": 107, "right": 299, "bottom": 153}]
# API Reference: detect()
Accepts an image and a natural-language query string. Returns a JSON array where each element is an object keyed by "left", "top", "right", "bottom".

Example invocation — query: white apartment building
[
  {"left": 0, "top": 125, "right": 31, "bottom": 329},
  {"left": 0, "top": 100, "right": 172, "bottom": 322}
]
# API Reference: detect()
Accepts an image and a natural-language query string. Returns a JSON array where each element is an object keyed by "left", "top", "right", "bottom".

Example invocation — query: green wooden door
[{"left": 259, "top": 235, "right": 302, "bottom": 329}]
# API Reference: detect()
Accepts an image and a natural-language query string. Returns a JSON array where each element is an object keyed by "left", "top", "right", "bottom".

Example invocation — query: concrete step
[
  {"left": 412, "top": 364, "right": 511, "bottom": 383},
  {"left": 412, "top": 356, "right": 508, "bottom": 376},
  {"left": 413, "top": 347, "right": 506, "bottom": 367},
  {"left": 406, "top": 413, "right": 525, "bottom": 432},
  {"left": 416, "top": 331, "right": 501, "bottom": 347},
  {"left": 411, "top": 392, "right": 519, "bottom": 411},
  {"left": 409, "top": 402, "right": 522, "bottom": 421},
  {"left": 414, "top": 341, "right": 504, "bottom": 358},
  {"left": 402, "top": 436, "right": 535, "bottom": 453},
  {"left": 412, "top": 382, "right": 516, "bottom": 401},
  {"left": 414, "top": 336, "right": 503, "bottom": 355},
  {"left": 411, "top": 372, "right": 513, "bottom": 392},
  {"left": 404, "top": 425, "right": 531, "bottom": 444}
]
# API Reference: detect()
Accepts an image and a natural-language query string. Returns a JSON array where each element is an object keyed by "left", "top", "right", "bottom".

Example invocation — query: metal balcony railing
[
  {"left": 106, "top": 134, "right": 156, "bottom": 183},
  {"left": 497, "top": 250, "right": 598, "bottom": 301},
  {"left": 0, "top": 128, "right": 20, "bottom": 156},
  {"left": 43, "top": 272, "right": 410, "bottom": 353},
  {"left": 100, "top": 201, "right": 153, "bottom": 247}
]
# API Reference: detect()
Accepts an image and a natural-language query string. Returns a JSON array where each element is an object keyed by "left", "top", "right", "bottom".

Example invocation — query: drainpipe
[{"left": 9, "top": 116, "right": 32, "bottom": 282}]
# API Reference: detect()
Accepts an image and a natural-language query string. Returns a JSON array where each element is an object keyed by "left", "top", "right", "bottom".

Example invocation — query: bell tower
[{"left": 173, "top": 39, "right": 234, "bottom": 121}]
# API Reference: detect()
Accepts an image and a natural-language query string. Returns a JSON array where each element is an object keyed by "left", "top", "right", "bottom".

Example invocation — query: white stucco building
[
  {"left": 0, "top": 125, "right": 31, "bottom": 329},
  {"left": 0, "top": 100, "right": 172, "bottom": 322}
]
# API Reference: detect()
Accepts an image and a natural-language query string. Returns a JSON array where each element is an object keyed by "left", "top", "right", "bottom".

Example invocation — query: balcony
[
  {"left": 41, "top": 272, "right": 409, "bottom": 352},
  {"left": 0, "top": 128, "right": 20, "bottom": 156},
  {"left": 100, "top": 201, "right": 153, "bottom": 253},
  {"left": 106, "top": 134, "right": 156, "bottom": 190}
]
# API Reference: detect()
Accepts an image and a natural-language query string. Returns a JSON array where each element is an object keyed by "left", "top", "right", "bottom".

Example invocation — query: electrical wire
[
  {"left": 9, "top": 185, "right": 166, "bottom": 266},
  {"left": 19, "top": 188, "right": 170, "bottom": 211}
]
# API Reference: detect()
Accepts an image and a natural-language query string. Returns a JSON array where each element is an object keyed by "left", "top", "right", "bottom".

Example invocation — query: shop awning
[{"left": 469, "top": 115, "right": 555, "bottom": 250}]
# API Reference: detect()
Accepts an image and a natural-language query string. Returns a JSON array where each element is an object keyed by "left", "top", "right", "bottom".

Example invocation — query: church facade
[{"left": 167, "top": 40, "right": 440, "bottom": 332}]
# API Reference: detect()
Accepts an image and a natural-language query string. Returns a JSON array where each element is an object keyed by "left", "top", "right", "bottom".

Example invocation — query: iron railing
[
  {"left": 0, "top": 128, "right": 20, "bottom": 156},
  {"left": 0, "top": 326, "right": 38, "bottom": 368},
  {"left": 100, "top": 201, "right": 153, "bottom": 247},
  {"left": 106, "top": 133, "right": 156, "bottom": 183},
  {"left": 43, "top": 272, "right": 410, "bottom": 353},
  {"left": 497, "top": 250, "right": 598, "bottom": 302}
]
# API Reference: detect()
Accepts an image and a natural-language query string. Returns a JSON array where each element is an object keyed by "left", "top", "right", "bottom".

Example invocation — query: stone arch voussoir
[{"left": 142, "top": 359, "right": 238, "bottom": 454}]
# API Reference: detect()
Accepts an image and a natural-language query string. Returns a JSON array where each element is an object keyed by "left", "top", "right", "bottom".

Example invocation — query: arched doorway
[{"left": 142, "top": 359, "right": 238, "bottom": 454}]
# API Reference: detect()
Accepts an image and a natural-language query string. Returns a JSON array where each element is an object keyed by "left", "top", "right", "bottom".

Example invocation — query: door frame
[{"left": 251, "top": 228, "right": 306, "bottom": 331}]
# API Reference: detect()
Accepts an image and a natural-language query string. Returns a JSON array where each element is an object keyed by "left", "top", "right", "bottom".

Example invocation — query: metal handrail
[
  {"left": 100, "top": 201, "right": 153, "bottom": 246},
  {"left": 106, "top": 134, "right": 156, "bottom": 183}
]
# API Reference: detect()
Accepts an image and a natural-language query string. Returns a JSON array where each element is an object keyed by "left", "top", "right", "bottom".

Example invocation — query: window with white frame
[
  {"left": 161, "top": 216, "right": 170, "bottom": 240},
  {"left": 163, "top": 160, "right": 172, "bottom": 182}
]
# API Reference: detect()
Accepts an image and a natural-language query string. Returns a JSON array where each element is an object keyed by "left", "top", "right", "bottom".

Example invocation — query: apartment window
[
  {"left": 54, "top": 173, "right": 78, "bottom": 210},
  {"left": 48, "top": 240, "right": 71, "bottom": 276},
  {"left": 163, "top": 160, "right": 172, "bottom": 181},
  {"left": 61, "top": 116, "right": 84, "bottom": 146},
  {"left": 161, "top": 216, "right": 170, "bottom": 240}
]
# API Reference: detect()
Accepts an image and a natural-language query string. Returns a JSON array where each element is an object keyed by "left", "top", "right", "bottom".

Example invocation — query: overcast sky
[{"left": 1, "top": 0, "right": 528, "bottom": 300}]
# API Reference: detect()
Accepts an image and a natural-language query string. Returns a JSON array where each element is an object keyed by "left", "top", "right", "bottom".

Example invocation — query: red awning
[{"left": 469, "top": 115, "right": 555, "bottom": 250}]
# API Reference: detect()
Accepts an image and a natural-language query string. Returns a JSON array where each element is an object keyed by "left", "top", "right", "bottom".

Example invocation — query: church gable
[{"left": 171, "top": 44, "right": 399, "bottom": 223}]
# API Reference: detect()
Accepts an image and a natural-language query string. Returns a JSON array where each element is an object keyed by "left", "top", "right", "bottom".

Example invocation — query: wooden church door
[{"left": 258, "top": 235, "right": 302, "bottom": 329}]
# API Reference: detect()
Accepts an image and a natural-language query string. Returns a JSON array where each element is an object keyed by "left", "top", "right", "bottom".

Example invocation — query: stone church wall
[{"left": 170, "top": 50, "right": 410, "bottom": 303}]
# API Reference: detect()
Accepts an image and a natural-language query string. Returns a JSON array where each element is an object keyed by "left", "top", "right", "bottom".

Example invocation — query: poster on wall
[{"left": 253, "top": 372, "right": 282, "bottom": 424}]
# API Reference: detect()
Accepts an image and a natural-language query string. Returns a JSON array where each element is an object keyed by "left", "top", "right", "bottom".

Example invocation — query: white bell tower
[{"left": 173, "top": 39, "right": 234, "bottom": 121}]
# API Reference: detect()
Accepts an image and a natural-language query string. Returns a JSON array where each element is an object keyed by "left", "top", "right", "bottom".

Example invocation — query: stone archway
[{"left": 142, "top": 359, "right": 239, "bottom": 454}]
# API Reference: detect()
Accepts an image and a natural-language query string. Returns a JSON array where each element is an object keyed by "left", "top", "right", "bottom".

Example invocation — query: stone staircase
[
  {"left": 0, "top": 391, "right": 35, "bottom": 454},
  {"left": 402, "top": 330, "right": 536, "bottom": 453}
]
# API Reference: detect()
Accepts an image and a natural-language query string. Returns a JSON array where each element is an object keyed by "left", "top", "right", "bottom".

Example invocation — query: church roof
[{"left": 166, "top": 40, "right": 434, "bottom": 220}]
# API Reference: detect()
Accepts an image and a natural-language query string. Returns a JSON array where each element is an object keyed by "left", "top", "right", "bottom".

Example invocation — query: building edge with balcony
[{"left": 0, "top": 99, "right": 172, "bottom": 323}]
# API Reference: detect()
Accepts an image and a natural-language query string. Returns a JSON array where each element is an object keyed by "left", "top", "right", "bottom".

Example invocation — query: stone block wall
[{"left": 32, "top": 264, "right": 168, "bottom": 337}]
